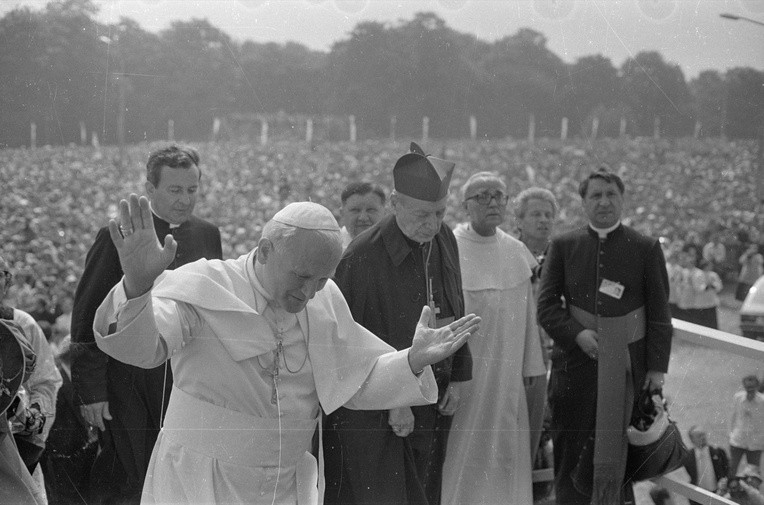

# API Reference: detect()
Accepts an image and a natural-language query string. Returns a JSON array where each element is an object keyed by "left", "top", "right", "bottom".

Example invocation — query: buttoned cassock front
[
  {"left": 93, "top": 252, "right": 438, "bottom": 505},
  {"left": 323, "top": 214, "right": 471, "bottom": 505},
  {"left": 537, "top": 224, "right": 673, "bottom": 504}
]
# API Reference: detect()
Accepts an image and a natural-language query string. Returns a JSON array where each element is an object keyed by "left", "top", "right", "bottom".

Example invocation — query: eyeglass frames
[{"left": 466, "top": 191, "right": 509, "bottom": 205}]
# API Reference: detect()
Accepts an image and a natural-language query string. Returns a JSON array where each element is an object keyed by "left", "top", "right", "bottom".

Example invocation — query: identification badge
[{"left": 599, "top": 279, "right": 625, "bottom": 299}]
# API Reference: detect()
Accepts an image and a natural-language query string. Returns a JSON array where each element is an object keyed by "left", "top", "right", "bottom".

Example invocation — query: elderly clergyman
[
  {"left": 324, "top": 143, "right": 472, "bottom": 505},
  {"left": 92, "top": 196, "right": 480, "bottom": 504}
]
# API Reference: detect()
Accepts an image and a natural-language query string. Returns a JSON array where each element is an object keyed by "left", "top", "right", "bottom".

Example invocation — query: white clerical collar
[
  {"left": 151, "top": 209, "right": 181, "bottom": 229},
  {"left": 589, "top": 221, "right": 621, "bottom": 239}
]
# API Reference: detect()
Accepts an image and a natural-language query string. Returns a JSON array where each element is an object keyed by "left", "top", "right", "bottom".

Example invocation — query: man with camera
[{"left": 682, "top": 425, "right": 730, "bottom": 505}]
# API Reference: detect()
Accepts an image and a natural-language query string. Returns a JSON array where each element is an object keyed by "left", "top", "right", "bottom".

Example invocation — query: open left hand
[{"left": 407, "top": 306, "right": 480, "bottom": 375}]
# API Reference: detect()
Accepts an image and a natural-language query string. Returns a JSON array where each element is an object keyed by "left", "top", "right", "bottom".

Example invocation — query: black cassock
[{"left": 324, "top": 214, "right": 472, "bottom": 505}]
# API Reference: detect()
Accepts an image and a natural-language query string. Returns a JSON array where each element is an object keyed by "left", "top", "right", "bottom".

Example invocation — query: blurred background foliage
[{"left": 1, "top": 0, "right": 762, "bottom": 147}]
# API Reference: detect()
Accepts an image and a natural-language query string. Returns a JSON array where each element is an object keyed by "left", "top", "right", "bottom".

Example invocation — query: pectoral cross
[
  {"left": 427, "top": 278, "right": 441, "bottom": 328},
  {"left": 269, "top": 339, "right": 283, "bottom": 405}
]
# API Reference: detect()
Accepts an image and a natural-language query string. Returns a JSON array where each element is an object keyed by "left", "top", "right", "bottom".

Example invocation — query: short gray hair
[{"left": 513, "top": 187, "right": 558, "bottom": 220}]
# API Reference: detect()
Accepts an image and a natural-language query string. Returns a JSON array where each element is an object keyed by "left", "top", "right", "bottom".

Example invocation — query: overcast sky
[{"left": 3, "top": 0, "right": 764, "bottom": 79}]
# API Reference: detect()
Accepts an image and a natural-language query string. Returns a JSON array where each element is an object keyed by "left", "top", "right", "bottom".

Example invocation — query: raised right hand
[
  {"left": 80, "top": 401, "right": 112, "bottom": 432},
  {"left": 108, "top": 194, "right": 177, "bottom": 298}
]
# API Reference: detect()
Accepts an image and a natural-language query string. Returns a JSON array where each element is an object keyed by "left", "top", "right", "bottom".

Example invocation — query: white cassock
[
  {"left": 441, "top": 224, "right": 546, "bottom": 505},
  {"left": 93, "top": 251, "right": 437, "bottom": 505}
]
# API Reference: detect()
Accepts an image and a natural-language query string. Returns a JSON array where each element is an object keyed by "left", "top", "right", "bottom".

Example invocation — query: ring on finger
[{"left": 119, "top": 224, "right": 134, "bottom": 237}]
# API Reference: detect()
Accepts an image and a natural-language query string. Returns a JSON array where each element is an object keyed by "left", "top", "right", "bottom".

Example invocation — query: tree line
[{"left": 1, "top": 0, "right": 762, "bottom": 148}]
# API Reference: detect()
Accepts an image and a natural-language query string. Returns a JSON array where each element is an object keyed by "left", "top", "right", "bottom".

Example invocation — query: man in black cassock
[
  {"left": 537, "top": 167, "right": 673, "bottom": 505},
  {"left": 70, "top": 145, "right": 222, "bottom": 504},
  {"left": 323, "top": 143, "right": 472, "bottom": 505}
]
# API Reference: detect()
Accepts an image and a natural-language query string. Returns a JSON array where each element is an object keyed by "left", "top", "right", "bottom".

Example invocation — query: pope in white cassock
[
  {"left": 442, "top": 172, "right": 546, "bottom": 504},
  {"left": 92, "top": 196, "right": 480, "bottom": 505}
]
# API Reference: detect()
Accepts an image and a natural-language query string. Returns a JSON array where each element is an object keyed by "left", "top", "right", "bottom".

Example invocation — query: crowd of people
[
  {"left": 1, "top": 137, "right": 761, "bottom": 316},
  {"left": 1, "top": 136, "right": 763, "bottom": 505}
]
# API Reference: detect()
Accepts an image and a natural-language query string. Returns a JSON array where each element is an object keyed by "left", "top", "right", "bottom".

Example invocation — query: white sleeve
[
  {"left": 93, "top": 280, "right": 197, "bottom": 369},
  {"left": 523, "top": 282, "right": 547, "bottom": 378},
  {"left": 343, "top": 350, "right": 438, "bottom": 411}
]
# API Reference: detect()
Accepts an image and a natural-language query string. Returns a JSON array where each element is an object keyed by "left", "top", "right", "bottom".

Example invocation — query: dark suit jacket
[
  {"left": 683, "top": 445, "right": 729, "bottom": 504},
  {"left": 324, "top": 214, "right": 471, "bottom": 505},
  {"left": 70, "top": 213, "right": 222, "bottom": 405}
]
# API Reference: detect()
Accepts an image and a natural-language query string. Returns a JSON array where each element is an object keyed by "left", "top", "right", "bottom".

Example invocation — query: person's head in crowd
[
  {"left": 145, "top": 145, "right": 202, "bottom": 225},
  {"left": 648, "top": 486, "right": 676, "bottom": 505},
  {"left": 340, "top": 181, "right": 386, "bottom": 239},
  {"left": 0, "top": 255, "right": 11, "bottom": 303},
  {"left": 460, "top": 172, "right": 508, "bottom": 237},
  {"left": 390, "top": 143, "right": 455, "bottom": 244},
  {"left": 57, "top": 294, "right": 74, "bottom": 315},
  {"left": 578, "top": 166, "right": 624, "bottom": 230},
  {"left": 10, "top": 269, "right": 30, "bottom": 290},
  {"left": 514, "top": 186, "right": 557, "bottom": 247},
  {"left": 743, "top": 374, "right": 761, "bottom": 401},
  {"left": 31, "top": 295, "right": 49, "bottom": 313},
  {"left": 255, "top": 202, "right": 343, "bottom": 314},
  {"left": 743, "top": 243, "right": 761, "bottom": 258},
  {"left": 687, "top": 425, "right": 709, "bottom": 449},
  {"left": 681, "top": 243, "right": 700, "bottom": 269}
]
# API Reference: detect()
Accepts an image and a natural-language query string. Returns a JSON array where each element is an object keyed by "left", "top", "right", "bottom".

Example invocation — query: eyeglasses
[{"left": 466, "top": 191, "right": 509, "bottom": 206}]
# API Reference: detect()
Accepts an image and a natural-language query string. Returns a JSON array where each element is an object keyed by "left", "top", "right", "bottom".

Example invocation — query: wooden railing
[{"left": 531, "top": 318, "right": 764, "bottom": 505}]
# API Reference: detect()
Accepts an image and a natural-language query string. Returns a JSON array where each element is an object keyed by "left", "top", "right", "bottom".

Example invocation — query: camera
[
  {"left": 729, "top": 477, "right": 746, "bottom": 499},
  {"left": 728, "top": 476, "right": 763, "bottom": 500}
]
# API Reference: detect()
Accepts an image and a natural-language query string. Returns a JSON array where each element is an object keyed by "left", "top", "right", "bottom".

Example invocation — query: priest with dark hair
[
  {"left": 324, "top": 143, "right": 472, "bottom": 505},
  {"left": 538, "top": 167, "right": 673, "bottom": 505}
]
